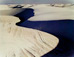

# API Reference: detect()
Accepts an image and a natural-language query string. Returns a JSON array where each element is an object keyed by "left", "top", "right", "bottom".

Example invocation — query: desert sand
[
  {"left": 28, "top": 4, "right": 74, "bottom": 21},
  {"left": 1, "top": 4, "right": 74, "bottom": 20},
  {"left": 0, "top": 15, "right": 59, "bottom": 57},
  {"left": 0, "top": 4, "right": 74, "bottom": 57}
]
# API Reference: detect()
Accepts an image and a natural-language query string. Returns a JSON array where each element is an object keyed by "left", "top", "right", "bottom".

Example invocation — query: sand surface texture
[
  {"left": 28, "top": 4, "right": 74, "bottom": 21},
  {"left": 0, "top": 15, "right": 59, "bottom": 57},
  {"left": 0, "top": 4, "right": 74, "bottom": 57}
]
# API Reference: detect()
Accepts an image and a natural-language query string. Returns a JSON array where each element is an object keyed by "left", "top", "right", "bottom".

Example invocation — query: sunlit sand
[
  {"left": 0, "top": 16, "right": 59, "bottom": 57},
  {"left": 0, "top": 4, "right": 74, "bottom": 57}
]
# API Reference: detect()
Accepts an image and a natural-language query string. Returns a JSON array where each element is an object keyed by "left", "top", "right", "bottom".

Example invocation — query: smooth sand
[
  {"left": 0, "top": 4, "right": 74, "bottom": 57},
  {"left": 0, "top": 16, "right": 59, "bottom": 57},
  {"left": 0, "top": 5, "right": 25, "bottom": 15},
  {"left": 28, "top": 4, "right": 74, "bottom": 21}
]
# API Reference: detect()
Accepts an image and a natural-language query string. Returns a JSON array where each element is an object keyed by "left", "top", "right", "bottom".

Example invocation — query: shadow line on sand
[{"left": 14, "top": 8, "right": 74, "bottom": 57}]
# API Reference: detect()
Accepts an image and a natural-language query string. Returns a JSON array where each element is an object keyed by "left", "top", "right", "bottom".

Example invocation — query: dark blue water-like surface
[{"left": 15, "top": 8, "right": 74, "bottom": 57}]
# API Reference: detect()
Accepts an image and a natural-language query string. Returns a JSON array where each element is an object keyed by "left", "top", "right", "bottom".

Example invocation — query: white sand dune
[
  {"left": 28, "top": 4, "right": 74, "bottom": 21},
  {"left": 0, "top": 16, "right": 59, "bottom": 57},
  {"left": 0, "top": 4, "right": 74, "bottom": 21},
  {"left": 0, "top": 5, "right": 25, "bottom": 15},
  {"left": 0, "top": 4, "right": 74, "bottom": 57}
]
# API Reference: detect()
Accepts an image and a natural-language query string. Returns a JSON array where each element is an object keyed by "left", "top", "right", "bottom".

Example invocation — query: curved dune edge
[
  {"left": 28, "top": 4, "right": 74, "bottom": 21},
  {"left": 0, "top": 4, "right": 74, "bottom": 20},
  {"left": 0, "top": 16, "right": 59, "bottom": 57},
  {"left": 0, "top": 5, "right": 25, "bottom": 15}
]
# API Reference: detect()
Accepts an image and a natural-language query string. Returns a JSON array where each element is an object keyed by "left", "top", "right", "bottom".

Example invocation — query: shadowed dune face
[
  {"left": 0, "top": 5, "right": 74, "bottom": 57},
  {"left": 15, "top": 8, "right": 34, "bottom": 23},
  {"left": 14, "top": 8, "right": 74, "bottom": 57},
  {"left": 0, "top": 15, "right": 59, "bottom": 57},
  {"left": 18, "top": 20, "right": 74, "bottom": 57},
  {"left": 1, "top": 5, "right": 73, "bottom": 57}
]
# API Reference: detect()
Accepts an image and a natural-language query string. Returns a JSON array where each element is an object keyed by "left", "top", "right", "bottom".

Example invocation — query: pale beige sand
[
  {"left": 0, "top": 16, "right": 59, "bottom": 57},
  {"left": 1, "top": 4, "right": 74, "bottom": 20},
  {"left": 0, "top": 4, "right": 74, "bottom": 57},
  {"left": 0, "top": 5, "right": 25, "bottom": 15},
  {"left": 28, "top": 4, "right": 74, "bottom": 21}
]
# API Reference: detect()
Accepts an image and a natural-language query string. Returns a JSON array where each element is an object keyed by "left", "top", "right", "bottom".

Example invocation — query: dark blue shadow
[
  {"left": 14, "top": 9, "right": 74, "bottom": 57},
  {"left": 14, "top": 8, "right": 34, "bottom": 23}
]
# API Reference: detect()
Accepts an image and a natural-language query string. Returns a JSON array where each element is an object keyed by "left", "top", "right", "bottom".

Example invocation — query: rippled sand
[{"left": 0, "top": 4, "right": 74, "bottom": 57}]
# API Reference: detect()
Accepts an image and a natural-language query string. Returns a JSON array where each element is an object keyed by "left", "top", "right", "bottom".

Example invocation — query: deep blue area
[{"left": 15, "top": 8, "right": 74, "bottom": 57}]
